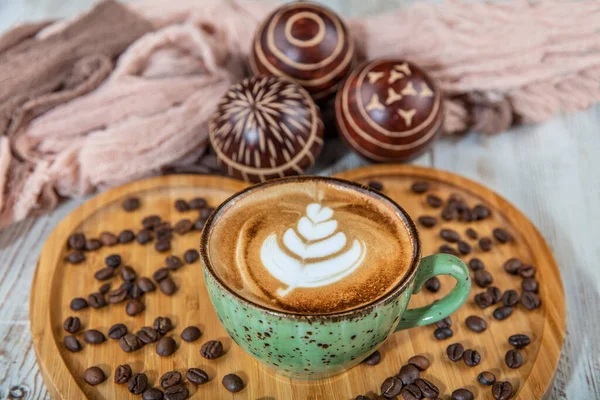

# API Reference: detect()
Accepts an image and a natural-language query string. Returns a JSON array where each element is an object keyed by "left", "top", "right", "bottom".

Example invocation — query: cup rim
[{"left": 199, "top": 175, "right": 422, "bottom": 319}]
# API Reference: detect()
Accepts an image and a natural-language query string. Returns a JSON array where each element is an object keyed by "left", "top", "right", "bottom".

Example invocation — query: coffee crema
[{"left": 206, "top": 179, "right": 415, "bottom": 314}]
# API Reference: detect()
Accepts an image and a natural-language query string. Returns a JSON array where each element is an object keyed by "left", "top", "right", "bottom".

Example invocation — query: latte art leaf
[{"left": 260, "top": 203, "right": 366, "bottom": 296}]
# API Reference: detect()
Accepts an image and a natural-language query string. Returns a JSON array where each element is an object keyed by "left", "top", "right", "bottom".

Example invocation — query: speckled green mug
[{"left": 200, "top": 177, "right": 471, "bottom": 379}]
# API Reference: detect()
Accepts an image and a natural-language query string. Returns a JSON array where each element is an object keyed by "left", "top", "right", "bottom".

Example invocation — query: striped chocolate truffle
[
  {"left": 335, "top": 59, "right": 443, "bottom": 162},
  {"left": 249, "top": 1, "right": 355, "bottom": 101},
  {"left": 209, "top": 75, "right": 324, "bottom": 183}
]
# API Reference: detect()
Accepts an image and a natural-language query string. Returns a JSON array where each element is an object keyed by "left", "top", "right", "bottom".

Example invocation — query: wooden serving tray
[{"left": 30, "top": 167, "right": 565, "bottom": 399}]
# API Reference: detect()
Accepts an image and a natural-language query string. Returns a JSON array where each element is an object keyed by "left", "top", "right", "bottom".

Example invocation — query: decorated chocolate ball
[
  {"left": 335, "top": 59, "right": 444, "bottom": 162},
  {"left": 209, "top": 75, "right": 324, "bottom": 182},
  {"left": 249, "top": 1, "right": 355, "bottom": 101}
]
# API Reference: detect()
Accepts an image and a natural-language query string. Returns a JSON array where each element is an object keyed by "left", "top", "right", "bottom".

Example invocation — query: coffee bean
[
  {"left": 184, "top": 249, "right": 199, "bottom": 263},
  {"left": 465, "top": 315, "right": 487, "bottom": 333},
  {"left": 479, "top": 237, "right": 493, "bottom": 251},
  {"left": 439, "top": 244, "right": 459, "bottom": 256},
  {"left": 142, "top": 215, "right": 162, "bottom": 229},
  {"left": 463, "top": 349, "right": 481, "bottom": 367},
  {"left": 415, "top": 378, "right": 439, "bottom": 398},
  {"left": 99, "top": 283, "right": 111, "bottom": 294},
  {"left": 362, "top": 350, "right": 381, "bottom": 365},
  {"left": 166, "top": 255, "right": 184, "bottom": 270},
  {"left": 408, "top": 355, "right": 430, "bottom": 371},
  {"left": 63, "top": 316, "right": 81, "bottom": 333},
  {"left": 164, "top": 384, "right": 189, "bottom": 400},
  {"left": 465, "top": 228, "right": 478, "bottom": 240},
  {"left": 493, "top": 228, "right": 512, "bottom": 243},
  {"left": 128, "top": 373, "right": 148, "bottom": 395},
  {"left": 493, "top": 305, "right": 513, "bottom": 320},
  {"left": 160, "top": 371, "right": 182, "bottom": 389},
  {"left": 381, "top": 376, "right": 403, "bottom": 398},
  {"left": 446, "top": 343, "right": 464, "bottom": 361},
  {"left": 143, "top": 388, "right": 164, "bottom": 400},
  {"left": 193, "top": 217, "right": 206, "bottom": 231},
  {"left": 138, "top": 327, "right": 160, "bottom": 344},
  {"left": 174, "top": 219, "right": 193, "bottom": 235},
  {"left": 468, "top": 258, "right": 484, "bottom": 271},
  {"left": 83, "top": 366, "right": 106, "bottom": 386},
  {"left": 157, "top": 336, "right": 177, "bottom": 357},
  {"left": 452, "top": 388, "right": 474, "bottom": 400},
  {"left": 434, "top": 327, "right": 453, "bottom": 340},
  {"left": 94, "top": 267, "right": 114, "bottom": 281},
  {"left": 502, "top": 258, "right": 521, "bottom": 275},
  {"left": 105, "top": 254, "right": 122, "bottom": 268},
  {"left": 64, "top": 335, "right": 82, "bottom": 352},
  {"left": 187, "top": 368, "right": 209, "bottom": 385},
  {"left": 355, "top": 396, "right": 369, "bottom": 400},
  {"left": 83, "top": 329, "right": 106, "bottom": 344},
  {"left": 87, "top": 292, "right": 107, "bottom": 309},
  {"left": 126, "top": 299, "right": 145, "bottom": 316},
  {"left": 174, "top": 199, "right": 190, "bottom": 212},
  {"left": 119, "top": 229, "right": 135, "bottom": 244},
  {"left": 505, "top": 349, "right": 524, "bottom": 368},
  {"left": 508, "top": 334, "right": 531, "bottom": 349},
  {"left": 472, "top": 204, "right": 491, "bottom": 220},
  {"left": 70, "top": 297, "right": 88, "bottom": 310},
  {"left": 121, "top": 282, "right": 133, "bottom": 291},
  {"left": 456, "top": 239, "right": 472, "bottom": 255},
  {"left": 521, "top": 292, "right": 541, "bottom": 310},
  {"left": 153, "top": 268, "right": 169, "bottom": 282},
  {"left": 130, "top": 285, "right": 144, "bottom": 301},
  {"left": 120, "top": 266, "right": 136, "bottom": 282},
  {"left": 155, "top": 222, "right": 172, "bottom": 238},
  {"left": 176, "top": 326, "right": 201, "bottom": 344},
  {"left": 367, "top": 181, "right": 384, "bottom": 191},
  {"left": 100, "top": 232, "right": 118, "bottom": 246},
  {"left": 155, "top": 239, "right": 171, "bottom": 253},
  {"left": 436, "top": 316, "right": 452, "bottom": 329},
  {"left": 120, "top": 333, "right": 143, "bottom": 352},
  {"left": 400, "top": 383, "right": 421, "bottom": 400},
  {"left": 474, "top": 269, "right": 493, "bottom": 288},
  {"left": 474, "top": 291, "right": 494, "bottom": 309},
  {"left": 68, "top": 233, "right": 86, "bottom": 250},
  {"left": 426, "top": 194, "right": 443, "bottom": 208},
  {"left": 518, "top": 264, "right": 536, "bottom": 278},
  {"left": 85, "top": 238, "right": 103, "bottom": 251},
  {"left": 424, "top": 277, "right": 440, "bottom": 293},
  {"left": 522, "top": 277, "right": 539, "bottom": 293},
  {"left": 477, "top": 371, "right": 496, "bottom": 386},
  {"left": 502, "top": 290, "right": 520, "bottom": 306},
  {"left": 487, "top": 286, "right": 503, "bottom": 303},
  {"left": 108, "top": 323, "right": 128, "bottom": 339},
  {"left": 411, "top": 181, "right": 429, "bottom": 194},
  {"left": 200, "top": 340, "right": 224, "bottom": 359},
  {"left": 138, "top": 277, "right": 156, "bottom": 293},
  {"left": 440, "top": 229, "right": 460, "bottom": 243},
  {"left": 108, "top": 288, "right": 128, "bottom": 304},
  {"left": 154, "top": 316, "right": 174, "bottom": 335},
  {"left": 418, "top": 215, "right": 438, "bottom": 228},
  {"left": 189, "top": 197, "right": 207, "bottom": 209},
  {"left": 459, "top": 208, "right": 475, "bottom": 222},
  {"left": 492, "top": 381, "right": 513, "bottom": 400},
  {"left": 66, "top": 251, "right": 85, "bottom": 264},
  {"left": 114, "top": 364, "right": 132, "bottom": 384},
  {"left": 397, "top": 364, "right": 420, "bottom": 385},
  {"left": 441, "top": 206, "right": 457, "bottom": 221},
  {"left": 122, "top": 197, "right": 141, "bottom": 212},
  {"left": 159, "top": 277, "right": 177, "bottom": 295},
  {"left": 137, "top": 229, "right": 153, "bottom": 244},
  {"left": 222, "top": 373, "right": 244, "bottom": 393}
]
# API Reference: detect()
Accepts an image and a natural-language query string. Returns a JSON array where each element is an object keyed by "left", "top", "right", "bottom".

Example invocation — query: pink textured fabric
[{"left": 1, "top": 0, "right": 600, "bottom": 228}]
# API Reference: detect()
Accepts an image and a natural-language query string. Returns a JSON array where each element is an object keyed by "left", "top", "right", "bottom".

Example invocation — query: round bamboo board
[{"left": 30, "top": 167, "right": 565, "bottom": 399}]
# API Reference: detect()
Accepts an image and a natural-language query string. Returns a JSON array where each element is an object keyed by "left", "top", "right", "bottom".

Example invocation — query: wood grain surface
[
  {"left": 30, "top": 167, "right": 564, "bottom": 399},
  {"left": 1, "top": 1, "right": 599, "bottom": 399}
]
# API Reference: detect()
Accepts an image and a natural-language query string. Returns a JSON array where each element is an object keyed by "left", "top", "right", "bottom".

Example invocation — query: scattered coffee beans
[
  {"left": 68, "top": 233, "right": 86, "bottom": 250},
  {"left": 446, "top": 343, "right": 465, "bottom": 361},
  {"left": 434, "top": 327, "right": 453, "bottom": 340},
  {"left": 492, "top": 381, "right": 513, "bottom": 400},
  {"left": 381, "top": 376, "right": 403, "bottom": 398},
  {"left": 508, "top": 334, "right": 531, "bottom": 349},
  {"left": 121, "top": 266, "right": 137, "bottom": 282},
  {"left": 85, "top": 238, "right": 103, "bottom": 251},
  {"left": 164, "top": 384, "right": 189, "bottom": 400},
  {"left": 119, "top": 229, "right": 135, "bottom": 243},
  {"left": 137, "top": 327, "right": 160, "bottom": 344},
  {"left": 522, "top": 277, "right": 539, "bottom": 293},
  {"left": 367, "top": 181, "right": 384, "bottom": 191},
  {"left": 362, "top": 351, "right": 382, "bottom": 366},
  {"left": 424, "top": 277, "right": 440, "bottom": 293},
  {"left": 70, "top": 297, "right": 88, "bottom": 310},
  {"left": 174, "top": 219, "right": 193, "bottom": 235},
  {"left": 189, "top": 197, "right": 207, "bottom": 209},
  {"left": 154, "top": 317, "right": 174, "bottom": 335},
  {"left": 201, "top": 340, "right": 224, "bottom": 359},
  {"left": 493, "top": 228, "right": 512, "bottom": 243},
  {"left": 100, "top": 232, "right": 118, "bottom": 246},
  {"left": 137, "top": 229, "right": 153, "bottom": 244},
  {"left": 158, "top": 277, "right": 177, "bottom": 295},
  {"left": 502, "top": 290, "right": 520, "bottom": 306},
  {"left": 408, "top": 355, "right": 430, "bottom": 371},
  {"left": 128, "top": 373, "right": 148, "bottom": 395},
  {"left": 465, "top": 228, "right": 478, "bottom": 240},
  {"left": 156, "top": 337, "right": 177, "bottom": 357},
  {"left": 108, "top": 323, "right": 128, "bottom": 339},
  {"left": 63, "top": 316, "right": 81, "bottom": 333},
  {"left": 138, "top": 277, "right": 156, "bottom": 293},
  {"left": 426, "top": 194, "right": 443, "bottom": 208},
  {"left": 83, "top": 329, "right": 106, "bottom": 344},
  {"left": 397, "top": 364, "right": 420, "bottom": 385},
  {"left": 166, "top": 255, "right": 183, "bottom": 270},
  {"left": 472, "top": 204, "right": 491, "bottom": 220},
  {"left": 115, "top": 364, "right": 132, "bottom": 384},
  {"left": 463, "top": 349, "right": 481, "bottom": 367},
  {"left": 193, "top": 218, "right": 206, "bottom": 231},
  {"left": 105, "top": 254, "right": 122, "bottom": 268},
  {"left": 187, "top": 368, "right": 209, "bottom": 385},
  {"left": 436, "top": 317, "right": 452, "bottom": 329},
  {"left": 468, "top": 258, "right": 484, "bottom": 271},
  {"left": 452, "top": 388, "right": 474, "bottom": 400},
  {"left": 64, "top": 335, "right": 82, "bottom": 352},
  {"left": 83, "top": 366, "right": 106, "bottom": 386},
  {"left": 108, "top": 288, "right": 128, "bottom": 304},
  {"left": 415, "top": 378, "right": 439, "bottom": 398},
  {"left": 142, "top": 215, "right": 162, "bottom": 229},
  {"left": 94, "top": 267, "right": 114, "bottom": 281},
  {"left": 122, "top": 197, "right": 141, "bottom": 212},
  {"left": 493, "top": 306, "right": 513, "bottom": 320},
  {"left": 439, "top": 244, "right": 459, "bottom": 256},
  {"left": 465, "top": 316, "right": 487, "bottom": 333},
  {"left": 441, "top": 206, "right": 457, "bottom": 221},
  {"left": 518, "top": 264, "right": 536, "bottom": 278},
  {"left": 487, "top": 286, "right": 503, "bottom": 303},
  {"left": 505, "top": 349, "right": 524, "bottom": 368},
  {"left": 153, "top": 268, "right": 169, "bottom": 283},
  {"left": 222, "top": 373, "right": 244, "bottom": 393},
  {"left": 474, "top": 291, "right": 494, "bottom": 309},
  {"left": 477, "top": 371, "right": 496, "bottom": 386},
  {"left": 155, "top": 239, "right": 171, "bottom": 253},
  {"left": 474, "top": 269, "right": 493, "bottom": 288},
  {"left": 99, "top": 283, "right": 111, "bottom": 294},
  {"left": 120, "top": 333, "right": 143, "bottom": 353},
  {"left": 126, "top": 299, "right": 145, "bottom": 316},
  {"left": 479, "top": 237, "right": 493, "bottom": 251},
  {"left": 458, "top": 240, "right": 472, "bottom": 255},
  {"left": 521, "top": 292, "right": 541, "bottom": 309},
  {"left": 143, "top": 388, "right": 164, "bottom": 400},
  {"left": 66, "top": 251, "right": 85, "bottom": 265},
  {"left": 440, "top": 228, "right": 460, "bottom": 243},
  {"left": 174, "top": 199, "right": 190, "bottom": 212},
  {"left": 184, "top": 249, "right": 199, "bottom": 263},
  {"left": 418, "top": 215, "right": 438, "bottom": 228},
  {"left": 503, "top": 257, "right": 522, "bottom": 275},
  {"left": 411, "top": 181, "right": 429, "bottom": 193},
  {"left": 355, "top": 396, "right": 369, "bottom": 400},
  {"left": 160, "top": 371, "right": 182, "bottom": 389}
]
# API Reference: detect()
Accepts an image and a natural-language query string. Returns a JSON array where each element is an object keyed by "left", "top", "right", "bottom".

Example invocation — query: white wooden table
[{"left": 1, "top": 1, "right": 599, "bottom": 399}]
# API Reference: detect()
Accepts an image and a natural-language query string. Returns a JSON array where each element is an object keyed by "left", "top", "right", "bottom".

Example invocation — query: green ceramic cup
[{"left": 200, "top": 177, "right": 471, "bottom": 379}]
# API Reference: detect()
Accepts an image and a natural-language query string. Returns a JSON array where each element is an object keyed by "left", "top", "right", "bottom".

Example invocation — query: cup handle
[{"left": 395, "top": 254, "right": 471, "bottom": 331}]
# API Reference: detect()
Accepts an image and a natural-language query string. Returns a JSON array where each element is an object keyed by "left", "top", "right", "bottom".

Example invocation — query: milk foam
[{"left": 261, "top": 203, "right": 366, "bottom": 297}]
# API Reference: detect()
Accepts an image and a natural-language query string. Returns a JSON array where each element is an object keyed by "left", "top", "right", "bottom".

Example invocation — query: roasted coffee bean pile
[{"left": 61, "top": 196, "right": 245, "bottom": 396}]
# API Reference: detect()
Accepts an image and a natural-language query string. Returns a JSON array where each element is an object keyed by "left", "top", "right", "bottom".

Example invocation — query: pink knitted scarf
[{"left": 1, "top": 0, "right": 599, "bottom": 228}]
